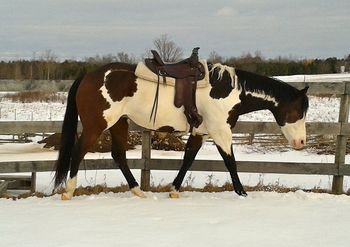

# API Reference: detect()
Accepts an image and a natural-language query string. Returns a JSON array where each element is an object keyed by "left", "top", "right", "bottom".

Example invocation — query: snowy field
[
  {"left": 1, "top": 191, "right": 350, "bottom": 247},
  {"left": 1, "top": 73, "right": 350, "bottom": 247}
]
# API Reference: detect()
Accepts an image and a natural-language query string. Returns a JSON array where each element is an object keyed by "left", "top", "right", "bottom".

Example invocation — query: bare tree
[
  {"left": 116, "top": 52, "right": 136, "bottom": 64},
  {"left": 41, "top": 49, "right": 57, "bottom": 80},
  {"left": 208, "top": 51, "right": 224, "bottom": 63},
  {"left": 153, "top": 34, "right": 183, "bottom": 62}
]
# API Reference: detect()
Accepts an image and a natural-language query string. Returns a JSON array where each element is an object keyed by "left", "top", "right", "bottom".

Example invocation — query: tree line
[
  {"left": 0, "top": 34, "right": 349, "bottom": 80},
  {"left": 1, "top": 53, "right": 348, "bottom": 81},
  {"left": 0, "top": 52, "right": 137, "bottom": 81},
  {"left": 223, "top": 53, "right": 349, "bottom": 77}
]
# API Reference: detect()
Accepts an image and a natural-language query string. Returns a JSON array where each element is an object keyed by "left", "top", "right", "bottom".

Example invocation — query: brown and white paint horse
[{"left": 54, "top": 62, "right": 309, "bottom": 200}]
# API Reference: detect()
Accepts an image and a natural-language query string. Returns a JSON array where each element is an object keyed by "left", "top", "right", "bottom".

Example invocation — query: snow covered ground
[
  {"left": 1, "top": 191, "right": 350, "bottom": 247},
  {"left": 1, "top": 74, "right": 350, "bottom": 247}
]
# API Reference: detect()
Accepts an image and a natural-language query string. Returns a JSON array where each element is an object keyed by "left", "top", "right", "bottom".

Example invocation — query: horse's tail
[{"left": 54, "top": 75, "right": 83, "bottom": 188}]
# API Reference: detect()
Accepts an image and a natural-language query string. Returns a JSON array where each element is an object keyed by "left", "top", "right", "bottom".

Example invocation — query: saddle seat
[
  {"left": 147, "top": 48, "right": 205, "bottom": 80},
  {"left": 144, "top": 47, "right": 205, "bottom": 129}
]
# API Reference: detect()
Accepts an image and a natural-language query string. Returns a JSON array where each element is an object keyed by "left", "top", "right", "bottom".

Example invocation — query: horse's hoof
[
  {"left": 169, "top": 190, "right": 180, "bottom": 199},
  {"left": 235, "top": 190, "right": 248, "bottom": 197},
  {"left": 131, "top": 186, "right": 146, "bottom": 198},
  {"left": 61, "top": 193, "right": 73, "bottom": 200}
]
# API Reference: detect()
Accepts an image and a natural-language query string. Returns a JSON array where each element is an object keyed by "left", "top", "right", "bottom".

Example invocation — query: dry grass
[
  {"left": 3, "top": 91, "right": 66, "bottom": 103},
  {"left": 2, "top": 179, "right": 340, "bottom": 200}
]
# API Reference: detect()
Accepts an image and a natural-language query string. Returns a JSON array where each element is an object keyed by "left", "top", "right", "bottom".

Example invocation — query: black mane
[{"left": 235, "top": 69, "right": 300, "bottom": 103}]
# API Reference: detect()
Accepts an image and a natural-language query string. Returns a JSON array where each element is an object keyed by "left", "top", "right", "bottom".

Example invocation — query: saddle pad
[{"left": 135, "top": 60, "right": 210, "bottom": 88}]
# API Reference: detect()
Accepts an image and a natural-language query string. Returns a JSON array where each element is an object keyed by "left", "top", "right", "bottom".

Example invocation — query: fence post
[
  {"left": 332, "top": 82, "right": 350, "bottom": 194},
  {"left": 31, "top": 172, "right": 36, "bottom": 193},
  {"left": 248, "top": 133, "right": 255, "bottom": 145},
  {"left": 141, "top": 130, "right": 151, "bottom": 191}
]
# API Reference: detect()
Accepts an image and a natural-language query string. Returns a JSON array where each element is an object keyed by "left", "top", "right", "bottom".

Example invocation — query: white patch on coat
[
  {"left": 246, "top": 90, "right": 279, "bottom": 107},
  {"left": 210, "top": 63, "right": 237, "bottom": 88},
  {"left": 124, "top": 78, "right": 189, "bottom": 132},
  {"left": 99, "top": 84, "right": 124, "bottom": 129},
  {"left": 280, "top": 116, "right": 306, "bottom": 149},
  {"left": 196, "top": 82, "right": 242, "bottom": 155}
]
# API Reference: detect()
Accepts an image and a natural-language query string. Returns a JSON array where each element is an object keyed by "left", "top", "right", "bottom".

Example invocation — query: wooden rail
[{"left": 0, "top": 81, "right": 350, "bottom": 194}]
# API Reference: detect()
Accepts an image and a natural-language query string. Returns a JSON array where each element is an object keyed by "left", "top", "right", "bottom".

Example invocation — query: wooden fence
[{"left": 0, "top": 81, "right": 350, "bottom": 194}]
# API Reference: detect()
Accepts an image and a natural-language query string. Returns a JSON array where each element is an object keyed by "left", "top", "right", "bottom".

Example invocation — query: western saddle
[{"left": 145, "top": 47, "right": 205, "bottom": 129}]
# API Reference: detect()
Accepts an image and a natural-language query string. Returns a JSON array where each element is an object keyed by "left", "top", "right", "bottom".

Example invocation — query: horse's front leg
[
  {"left": 208, "top": 126, "right": 247, "bottom": 197},
  {"left": 170, "top": 134, "right": 205, "bottom": 198},
  {"left": 216, "top": 145, "right": 247, "bottom": 196}
]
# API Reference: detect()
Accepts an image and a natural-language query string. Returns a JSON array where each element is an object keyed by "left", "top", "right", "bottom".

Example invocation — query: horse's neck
[{"left": 237, "top": 71, "right": 293, "bottom": 115}]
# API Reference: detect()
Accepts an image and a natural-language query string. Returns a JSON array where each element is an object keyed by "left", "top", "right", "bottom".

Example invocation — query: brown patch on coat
[
  {"left": 76, "top": 63, "right": 137, "bottom": 131},
  {"left": 273, "top": 93, "right": 308, "bottom": 126},
  {"left": 104, "top": 70, "right": 137, "bottom": 102},
  {"left": 76, "top": 73, "right": 110, "bottom": 132}
]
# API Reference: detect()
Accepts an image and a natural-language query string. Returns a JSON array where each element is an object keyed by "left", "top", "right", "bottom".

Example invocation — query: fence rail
[
  {"left": 1, "top": 81, "right": 350, "bottom": 194},
  {"left": 0, "top": 120, "right": 349, "bottom": 136}
]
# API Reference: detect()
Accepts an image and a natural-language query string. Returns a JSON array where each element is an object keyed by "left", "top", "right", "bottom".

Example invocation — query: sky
[{"left": 0, "top": 0, "right": 349, "bottom": 61}]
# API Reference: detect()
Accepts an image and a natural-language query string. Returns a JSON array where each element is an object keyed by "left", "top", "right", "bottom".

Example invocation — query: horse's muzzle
[{"left": 291, "top": 139, "right": 305, "bottom": 150}]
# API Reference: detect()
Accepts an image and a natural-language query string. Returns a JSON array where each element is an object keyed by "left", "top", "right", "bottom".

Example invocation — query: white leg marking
[
  {"left": 61, "top": 176, "right": 77, "bottom": 200},
  {"left": 131, "top": 186, "right": 146, "bottom": 198},
  {"left": 169, "top": 186, "right": 180, "bottom": 199}
]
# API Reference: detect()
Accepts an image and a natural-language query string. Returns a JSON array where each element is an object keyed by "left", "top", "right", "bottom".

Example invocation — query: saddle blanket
[{"left": 135, "top": 60, "right": 210, "bottom": 88}]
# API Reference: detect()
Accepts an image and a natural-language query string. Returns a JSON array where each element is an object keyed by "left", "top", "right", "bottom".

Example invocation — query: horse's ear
[{"left": 299, "top": 86, "right": 309, "bottom": 95}]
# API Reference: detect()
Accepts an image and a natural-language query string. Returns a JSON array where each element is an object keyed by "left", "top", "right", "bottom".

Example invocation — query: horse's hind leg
[
  {"left": 62, "top": 127, "right": 103, "bottom": 200},
  {"left": 109, "top": 118, "right": 145, "bottom": 198}
]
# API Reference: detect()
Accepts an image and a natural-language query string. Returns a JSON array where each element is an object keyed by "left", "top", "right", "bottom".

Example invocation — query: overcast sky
[{"left": 1, "top": 0, "right": 349, "bottom": 60}]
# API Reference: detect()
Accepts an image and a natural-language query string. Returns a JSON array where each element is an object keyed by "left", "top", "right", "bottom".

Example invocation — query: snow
[{"left": 1, "top": 191, "right": 350, "bottom": 247}]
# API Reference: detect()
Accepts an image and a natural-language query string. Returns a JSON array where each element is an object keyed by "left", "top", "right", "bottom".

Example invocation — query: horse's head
[{"left": 272, "top": 86, "right": 309, "bottom": 150}]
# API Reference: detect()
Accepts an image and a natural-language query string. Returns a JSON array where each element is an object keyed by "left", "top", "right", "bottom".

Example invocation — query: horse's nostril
[{"left": 301, "top": 140, "right": 304, "bottom": 145}]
